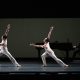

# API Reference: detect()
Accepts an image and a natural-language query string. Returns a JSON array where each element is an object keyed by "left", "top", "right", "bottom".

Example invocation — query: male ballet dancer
[
  {"left": 30, "top": 26, "right": 69, "bottom": 68},
  {"left": 0, "top": 24, "right": 21, "bottom": 67}
]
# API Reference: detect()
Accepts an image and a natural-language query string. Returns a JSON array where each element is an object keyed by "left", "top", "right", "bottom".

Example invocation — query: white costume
[
  {"left": 0, "top": 38, "right": 20, "bottom": 67},
  {"left": 41, "top": 42, "right": 68, "bottom": 67}
]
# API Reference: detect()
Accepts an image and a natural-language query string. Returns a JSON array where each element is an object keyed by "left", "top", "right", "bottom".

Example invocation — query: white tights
[{"left": 41, "top": 51, "right": 67, "bottom": 67}]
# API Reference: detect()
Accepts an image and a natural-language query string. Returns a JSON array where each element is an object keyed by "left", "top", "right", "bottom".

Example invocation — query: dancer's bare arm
[
  {"left": 30, "top": 43, "right": 44, "bottom": 48},
  {"left": 47, "top": 26, "right": 54, "bottom": 39}
]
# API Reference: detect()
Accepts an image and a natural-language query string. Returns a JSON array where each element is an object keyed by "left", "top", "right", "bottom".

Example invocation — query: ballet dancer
[
  {"left": 0, "top": 24, "right": 21, "bottom": 67},
  {"left": 30, "top": 26, "right": 69, "bottom": 68}
]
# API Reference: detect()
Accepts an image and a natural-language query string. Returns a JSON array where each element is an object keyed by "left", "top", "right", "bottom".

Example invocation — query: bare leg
[{"left": 41, "top": 52, "right": 47, "bottom": 66}]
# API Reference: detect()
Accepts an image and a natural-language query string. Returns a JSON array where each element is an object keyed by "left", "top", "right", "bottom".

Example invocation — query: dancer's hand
[
  {"left": 50, "top": 26, "right": 54, "bottom": 30},
  {"left": 73, "top": 46, "right": 76, "bottom": 48},
  {"left": 30, "top": 43, "right": 35, "bottom": 46},
  {"left": 7, "top": 24, "right": 11, "bottom": 29}
]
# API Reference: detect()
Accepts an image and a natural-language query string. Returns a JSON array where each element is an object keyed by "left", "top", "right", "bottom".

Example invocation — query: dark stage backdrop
[{"left": 0, "top": 18, "right": 80, "bottom": 58}]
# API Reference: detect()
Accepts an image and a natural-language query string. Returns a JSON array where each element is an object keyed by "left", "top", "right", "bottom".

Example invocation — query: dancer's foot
[
  {"left": 63, "top": 64, "right": 69, "bottom": 69},
  {"left": 15, "top": 63, "right": 21, "bottom": 67},
  {"left": 42, "top": 64, "right": 47, "bottom": 67}
]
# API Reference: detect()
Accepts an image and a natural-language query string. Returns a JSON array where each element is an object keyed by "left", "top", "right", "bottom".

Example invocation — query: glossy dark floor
[{"left": 0, "top": 60, "right": 80, "bottom": 80}]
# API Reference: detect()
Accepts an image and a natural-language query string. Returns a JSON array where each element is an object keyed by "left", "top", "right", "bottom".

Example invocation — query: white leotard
[
  {"left": 0, "top": 39, "right": 7, "bottom": 50},
  {"left": 44, "top": 42, "right": 53, "bottom": 53},
  {"left": 0, "top": 39, "right": 7, "bottom": 54}
]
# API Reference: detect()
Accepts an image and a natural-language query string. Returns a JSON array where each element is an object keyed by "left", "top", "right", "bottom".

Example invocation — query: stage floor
[
  {"left": 0, "top": 60, "right": 80, "bottom": 74},
  {"left": 0, "top": 60, "right": 80, "bottom": 80}
]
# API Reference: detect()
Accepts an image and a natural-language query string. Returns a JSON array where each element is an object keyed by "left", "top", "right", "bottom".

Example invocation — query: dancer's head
[{"left": 43, "top": 38, "right": 50, "bottom": 43}]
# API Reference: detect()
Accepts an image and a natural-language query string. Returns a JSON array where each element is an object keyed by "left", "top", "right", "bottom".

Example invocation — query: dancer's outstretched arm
[
  {"left": 30, "top": 43, "right": 44, "bottom": 48},
  {"left": 47, "top": 26, "right": 54, "bottom": 39}
]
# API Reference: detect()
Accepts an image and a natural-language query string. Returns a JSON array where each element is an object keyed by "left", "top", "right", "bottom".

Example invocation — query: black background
[{"left": 0, "top": 1, "right": 80, "bottom": 18}]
